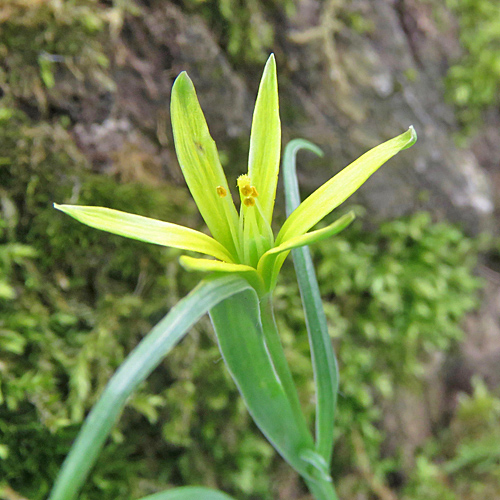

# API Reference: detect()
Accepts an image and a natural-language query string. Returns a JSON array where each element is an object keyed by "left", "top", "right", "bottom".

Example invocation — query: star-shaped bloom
[{"left": 55, "top": 55, "right": 416, "bottom": 295}]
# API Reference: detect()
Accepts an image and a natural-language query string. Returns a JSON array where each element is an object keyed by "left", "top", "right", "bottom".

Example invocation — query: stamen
[
  {"left": 236, "top": 173, "right": 271, "bottom": 265},
  {"left": 241, "top": 185, "right": 253, "bottom": 197},
  {"left": 216, "top": 186, "right": 227, "bottom": 197}
]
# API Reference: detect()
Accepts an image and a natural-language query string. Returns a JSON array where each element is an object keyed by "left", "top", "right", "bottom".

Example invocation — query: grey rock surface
[
  {"left": 67, "top": 1, "right": 496, "bottom": 236},
  {"left": 281, "top": 0, "right": 493, "bottom": 234}
]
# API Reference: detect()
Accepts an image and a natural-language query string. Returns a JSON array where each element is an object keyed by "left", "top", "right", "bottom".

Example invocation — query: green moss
[
  {"left": 0, "top": 104, "right": 280, "bottom": 499},
  {"left": 180, "top": 0, "right": 295, "bottom": 65},
  {"left": 444, "top": 0, "right": 500, "bottom": 135},
  {"left": 0, "top": 109, "right": 485, "bottom": 499},
  {"left": 0, "top": 0, "right": 116, "bottom": 109},
  {"left": 275, "top": 211, "right": 483, "bottom": 493},
  {"left": 403, "top": 379, "right": 500, "bottom": 499}
]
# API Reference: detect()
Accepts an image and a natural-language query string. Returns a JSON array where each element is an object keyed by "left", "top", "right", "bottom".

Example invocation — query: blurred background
[{"left": 1, "top": 1, "right": 500, "bottom": 499}]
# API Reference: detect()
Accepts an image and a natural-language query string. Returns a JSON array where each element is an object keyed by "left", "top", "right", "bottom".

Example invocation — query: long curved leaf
[
  {"left": 209, "top": 291, "right": 319, "bottom": 481},
  {"left": 49, "top": 276, "right": 252, "bottom": 500},
  {"left": 139, "top": 486, "right": 236, "bottom": 500},
  {"left": 282, "top": 139, "right": 339, "bottom": 465}
]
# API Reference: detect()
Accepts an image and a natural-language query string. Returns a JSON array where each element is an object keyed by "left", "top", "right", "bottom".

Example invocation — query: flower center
[{"left": 235, "top": 175, "right": 273, "bottom": 267}]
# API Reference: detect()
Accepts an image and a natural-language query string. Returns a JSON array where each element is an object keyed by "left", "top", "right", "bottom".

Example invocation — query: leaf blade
[
  {"left": 48, "top": 276, "right": 252, "bottom": 500},
  {"left": 282, "top": 138, "right": 339, "bottom": 465},
  {"left": 210, "top": 292, "right": 318, "bottom": 481},
  {"left": 138, "top": 487, "right": 236, "bottom": 500}
]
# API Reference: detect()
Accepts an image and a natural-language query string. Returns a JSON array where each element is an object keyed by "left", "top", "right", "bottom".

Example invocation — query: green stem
[
  {"left": 259, "top": 294, "right": 304, "bottom": 425},
  {"left": 260, "top": 296, "right": 337, "bottom": 500},
  {"left": 306, "top": 477, "right": 339, "bottom": 500}
]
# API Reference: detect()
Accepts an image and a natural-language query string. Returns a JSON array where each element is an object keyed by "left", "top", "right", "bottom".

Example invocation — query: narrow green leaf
[
  {"left": 49, "top": 276, "right": 252, "bottom": 500},
  {"left": 282, "top": 139, "right": 339, "bottom": 466},
  {"left": 210, "top": 292, "right": 319, "bottom": 481},
  {"left": 305, "top": 478, "right": 339, "bottom": 500},
  {"left": 277, "top": 126, "right": 417, "bottom": 244},
  {"left": 139, "top": 487, "right": 236, "bottom": 500},
  {"left": 54, "top": 204, "right": 234, "bottom": 262},
  {"left": 248, "top": 54, "right": 281, "bottom": 225},
  {"left": 171, "top": 72, "right": 239, "bottom": 259}
]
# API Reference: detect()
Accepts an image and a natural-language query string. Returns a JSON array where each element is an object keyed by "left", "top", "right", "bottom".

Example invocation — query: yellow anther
[
  {"left": 216, "top": 186, "right": 227, "bottom": 197},
  {"left": 241, "top": 185, "right": 253, "bottom": 197},
  {"left": 243, "top": 196, "right": 255, "bottom": 207},
  {"left": 251, "top": 186, "right": 259, "bottom": 197}
]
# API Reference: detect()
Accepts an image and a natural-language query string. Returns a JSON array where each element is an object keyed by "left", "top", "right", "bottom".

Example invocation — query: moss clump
[
  {"left": 403, "top": 378, "right": 500, "bottom": 500},
  {"left": 0, "top": 104, "right": 280, "bottom": 499},
  {"left": 180, "top": 0, "right": 295, "bottom": 65},
  {"left": 275, "top": 211, "right": 483, "bottom": 497},
  {"left": 444, "top": 0, "right": 500, "bottom": 135},
  {"left": 0, "top": 110, "right": 486, "bottom": 500},
  {"left": 0, "top": 0, "right": 123, "bottom": 112}
]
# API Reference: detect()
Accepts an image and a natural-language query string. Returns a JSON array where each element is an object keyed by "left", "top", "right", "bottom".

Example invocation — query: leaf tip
[{"left": 345, "top": 210, "right": 356, "bottom": 223}]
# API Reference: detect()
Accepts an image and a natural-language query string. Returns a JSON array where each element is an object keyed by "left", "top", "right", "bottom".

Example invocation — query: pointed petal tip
[
  {"left": 53, "top": 202, "right": 68, "bottom": 213},
  {"left": 403, "top": 125, "right": 417, "bottom": 150},
  {"left": 172, "top": 71, "right": 193, "bottom": 93},
  {"left": 264, "top": 53, "right": 277, "bottom": 74}
]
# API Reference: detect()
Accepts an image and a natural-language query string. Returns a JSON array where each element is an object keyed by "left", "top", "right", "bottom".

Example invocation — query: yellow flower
[{"left": 55, "top": 55, "right": 416, "bottom": 295}]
